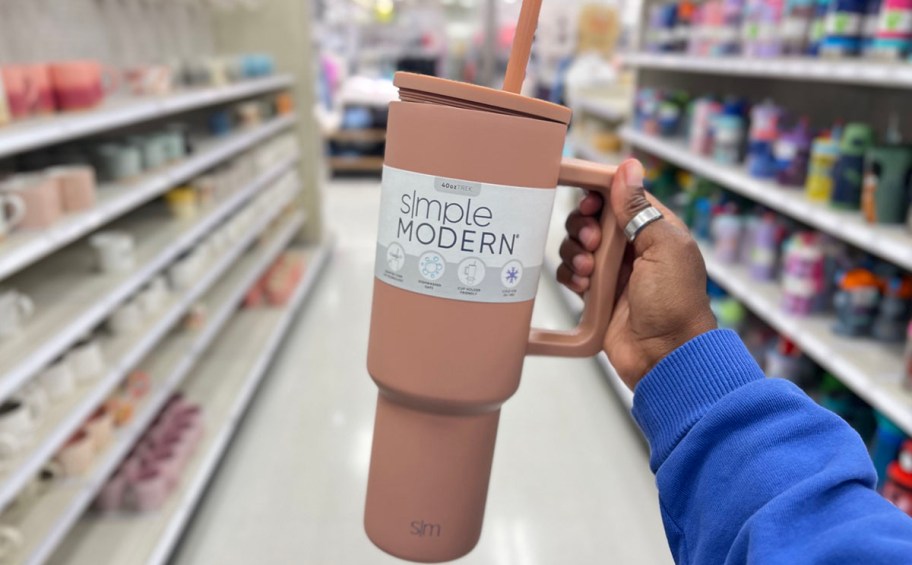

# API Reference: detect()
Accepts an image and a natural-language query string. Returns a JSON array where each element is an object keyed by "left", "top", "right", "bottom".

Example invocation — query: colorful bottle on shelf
[
  {"left": 873, "top": 276, "right": 912, "bottom": 342},
  {"left": 871, "top": 0, "right": 912, "bottom": 58},
  {"left": 711, "top": 205, "right": 745, "bottom": 263},
  {"left": 783, "top": 0, "right": 817, "bottom": 52},
  {"left": 722, "top": 0, "right": 747, "bottom": 53},
  {"left": 712, "top": 113, "right": 746, "bottom": 165},
  {"left": 833, "top": 267, "right": 881, "bottom": 336},
  {"left": 862, "top": 118, "right": 912, "bottom": 224},
  {"left": 883, "top": 440, "right": 912, "bottom": 515},
  {"left": 806, "top": 128, "right": 841, "bottom": 201},
  {"left": 749, "top": 211, "right": 782, "bottom": 280},
  {"left": 904, "top": 320, "right": 912, "bottom": 390},
  {"left": 831, "top": 123, "right": 874, "bottom": 209},
  {"left": 774, "top": 118, "right": 813, "bottom": 186},
  {"left": 862, "top": 0, "right": 886, "bottom": 52},
  {"left": 820, "top": 0, "right": 870, "bottom": 56},
  {"left": 782, "top": 232, "right": 827, "bottom": 315},
  {"left": 747, "top": 101, "right": 782, "bottom": 178},
  {"left": 871, "top": 412, "right": 908, "bottom": 489},
  {"left": 807, "top": 0, "right": 833, "bottom": 53},
  {"left": 690, "top": 97, "right": 722, "bottom": 155}
]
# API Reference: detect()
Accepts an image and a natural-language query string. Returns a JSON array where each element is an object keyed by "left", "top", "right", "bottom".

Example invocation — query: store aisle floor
[{"left": 170, "top": 180, "right": 673, "bottom": 565}]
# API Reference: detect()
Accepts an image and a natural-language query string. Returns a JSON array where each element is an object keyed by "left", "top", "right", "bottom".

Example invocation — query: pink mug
[
  {"left": 129, "top": 468, "right": 168, "bottom": 511},
  {"left": 1, "top": 66, "right": 37, "bottom": 119},
  {"left": 25, "top": 64, "right": 55, "bottom": 114},
  {"left": 0, "top": 174, "right": 63, "bottom": 230},
  {"left": 50, "top": 61, "right": 118, "bottom": 111}
]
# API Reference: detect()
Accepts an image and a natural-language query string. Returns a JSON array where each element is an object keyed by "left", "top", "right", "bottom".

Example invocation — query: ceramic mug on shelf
[
  {"left": 46, "top": 166, "right": 96, "bottom": 212},
  {"left": 93, "top": 143, "right": 143, "bottom": 183},
  {"left": 164, "top": 187, "right": 198, "bottom": 220},
  {"left": 24, "top": 64, "right": 57, "bottom": 115},
  {"left": 0, "top": 398, "right": 42, "bottom": 461},
  {"left": 90, "top": 231, "right": 136, "bottom": 273},
  {"left": 38, "top": 358, "right": 77, "bottom": 402},
  {"left": 157, "top": 131, "right": 187, "bottom": 163},
  {"left": 56, "top": 431, "right": 95, "bottom": 476},
  {"left": 168, "top": 256, "right": 199, "bottom": 290},
  {"left": 1, "top": 65, "right": 38, "bottom": 119},
  {"left": 14, "top": 383, "right": 49, "bottom": 427},
  {"left": 0, "top": 289, "right": 34, "bottom": 341},
  {"left": 0, "top": 193, "right": 25, "bottom": 241},
  {"left": 67, "top": 338, "right": 106, "bottom": 383},
  {"left": 127, "top": 135, "right": 169, "bottom": 171},
  {"left": 85, "top": 408, "right": 114, "bottom": 453},
  {"left": 95, "top": 470, "right": 127, "bottom": 512},
  {"left": 50, "top": 61, "right": 118, "bottom": 111},
  {"left": 128, "top": 467, "right": 169, "bottom": 511},
  {"left": 125, "top": 64, "right": 172, "bottom": 97},
  {"left": 107, "top": 300, "right": 143, "bottom": 335},
  {"left": 0, "top": 525, "right": 23, "bottom": 563},
  {"left": 0, "top": 173, "right": 64, "bottom": 230}
]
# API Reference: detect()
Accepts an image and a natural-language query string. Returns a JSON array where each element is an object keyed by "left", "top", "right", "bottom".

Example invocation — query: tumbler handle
[{"left": 527, "top": 158, "right": 625, "bottom": 357}]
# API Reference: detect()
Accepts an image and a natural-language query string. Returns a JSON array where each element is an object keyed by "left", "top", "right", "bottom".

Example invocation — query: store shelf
[
  {"left": 621, "top": 128, "right": 912, "bottom": 271},
  {"left": 571, "top": 135, "right": 624, "bottom": 166},
  {"left": 328, "top": 155, "right": 385, "bottom": 172},
  {"left": 0, "top": 183, "right": 302, "bottom": 523},
  {"left": 0, "top": 114, "right": 297, "bottom": 281},
  {"left": 0, "top": 75, "right": 293, "bottom": 160},
  {"left": 577, "top": 95, "right": 629, "bottom": 122},
  {"left": 14, "top": 209, "right": 311, "bottom": 565},
  {"left": 0, "top": 152, "right": 300, "bottom": 409},
  {"left": 624, "top": 53, "right": 912, "bottom": 89},
  {"left": 49, "top": 240, "right": 330, "bottom": 565},
  {"left": 698, "top": 241, "right": 912, "bottom": 434},
  {"left": 327, "top": 128, "right": 386, "bottom": 143}
]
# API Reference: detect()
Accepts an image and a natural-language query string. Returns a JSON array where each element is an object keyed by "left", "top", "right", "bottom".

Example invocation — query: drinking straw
[{"left": 502, "top": 0, "right": 543, "bottom": 94}]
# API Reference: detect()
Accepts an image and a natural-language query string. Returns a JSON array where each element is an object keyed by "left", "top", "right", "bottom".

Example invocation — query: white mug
[
  {"left": 67, "top": 340, "right": 106, "bottom": 383},
  {"left": 137, "top": 278, "right": 169, "bottom": 318},
  {"left": 168, "top": 257, "right": 199, "bottom": 290},
  {"left": 0, "top": 525, "right": 23, "bottom": 563},
  {"left": 0, "top": 290, "right": 34, "bottom": 341},
  {"left": 89, "top": 231, "right": 136, "bottom": 274},
  {"left": 107, "top": 301, "right": 143, "bottom": 335},
  {"left": 15, "top": 384, "right": 49, "bottom": 425},
  {"left": 0, "top": 194, "right": 25, "bottom": 240},
  {"left": 38, "top": 359, "right": 77, "bottom": 402},
  {"left": 0, "top": 399, "right": 41, "bottom": 461}
]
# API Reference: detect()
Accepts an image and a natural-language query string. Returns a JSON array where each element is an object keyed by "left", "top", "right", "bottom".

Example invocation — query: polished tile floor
[{"left": 171, "top": 180, "right": 673, "bottom": 565}]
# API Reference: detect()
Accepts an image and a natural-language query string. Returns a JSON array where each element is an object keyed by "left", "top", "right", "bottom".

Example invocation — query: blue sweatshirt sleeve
[{"left": 631, "top": 329, "right": 912, "bottom": 564}]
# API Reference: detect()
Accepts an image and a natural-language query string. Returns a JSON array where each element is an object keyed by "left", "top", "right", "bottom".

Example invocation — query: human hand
[{"left": 557, "top": 159, "right": 717, "bottom": 389}]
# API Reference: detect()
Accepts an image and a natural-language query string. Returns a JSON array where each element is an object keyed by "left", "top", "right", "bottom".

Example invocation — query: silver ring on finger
[{"left": 624, "top": 206, "right": 664, "bottom": 243}]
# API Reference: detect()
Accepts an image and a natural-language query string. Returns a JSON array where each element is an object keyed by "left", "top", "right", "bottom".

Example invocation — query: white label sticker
[{"left": 375, "top": 165, "right": 556, "bottom": 303}]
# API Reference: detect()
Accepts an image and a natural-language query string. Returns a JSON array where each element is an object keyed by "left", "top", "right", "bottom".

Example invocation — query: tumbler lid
[{"left": 394, "top": 72, "right": 572, "bottom": 126}]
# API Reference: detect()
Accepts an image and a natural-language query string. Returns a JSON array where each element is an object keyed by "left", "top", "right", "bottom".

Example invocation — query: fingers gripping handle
[{"left": 527, "top": 159, "right": 625, "bottom": 357}]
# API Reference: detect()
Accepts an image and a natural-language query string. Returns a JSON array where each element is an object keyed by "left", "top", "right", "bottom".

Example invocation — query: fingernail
[
  {"left": 579, "top": 227, "right": 594, "bottom": 246},
  {"left": 624, "top": 161, "right": 644, "bottom": 187},
  {"left": 571, "top": 274, "right": 588, "bottom": 289},
  {"left": 572, "top": 254, "right": 587, "bottom": 272}
]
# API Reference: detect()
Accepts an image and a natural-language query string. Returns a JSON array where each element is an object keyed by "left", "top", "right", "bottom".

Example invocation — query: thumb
[{"left": 609, "top": 159, "right": 681, "bottom": 256}]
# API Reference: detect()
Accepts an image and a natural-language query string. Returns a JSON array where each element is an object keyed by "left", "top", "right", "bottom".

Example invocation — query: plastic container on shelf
[
  {"left": 711, "top": 206, "right": 745, "bottom": 262},
  {"left": 806, "top": 130, "right": 841, "bottom": 202},
  {"left": 749, "top": 211, "right": 782, "bottom": 280},
  {"left": 712, "top": 113, "right": 746, "bottom": 165},
  {"left": 904, "top": 320, "right": 912, "bottom": 390},
  {"left": 883, "top": 440, "right": 912, "bottom": 515},
  {"left": 782, "top": 231, "right": 827, "bottom": 315},
  {"left": 783, "top": 0, "right": 816, "bottom": 53},
  {"left": 872, "top": 276, "right": 912, "bottom": 342},
  {"left": 807, "top": 0, "right": 832, "bottom": 53},
  {"left": 689, "top": 97, "right": 721, "bottom": 155},
  {"left": 774, "top": 118, "right": 812, "bottom": 186},
  {"left": 871, "top": 412, "right": 908, "bottom": 489},
  {"left": 820, "top": 0, "right": 870, "bottom": 56},
  {"left": 870, "top": 0, "right": 912, "bottom": 58},
  {"left": 862, "top": 0, "right": 885, "bottom": 52},
  {"left": 831, "top": 123, "right": 875, "bottom": 209},
  {"left": 833, "top": 268, "right": 881, "bottom": 336},
  {"left": 747, "top": 101, "right": 782, "bottom": 178},
  {"left": 862, "top": 145, "right": 912, "bottom": 224}
]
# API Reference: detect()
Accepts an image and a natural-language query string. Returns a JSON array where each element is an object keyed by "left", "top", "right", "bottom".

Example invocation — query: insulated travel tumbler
[{"left": 365, "top": 72, "right": 626, "bottom": 563}]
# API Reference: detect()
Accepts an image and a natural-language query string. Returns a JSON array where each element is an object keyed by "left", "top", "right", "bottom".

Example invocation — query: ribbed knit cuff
[{"left": 632, "top": 329, "right": 764, "bottom": 471}]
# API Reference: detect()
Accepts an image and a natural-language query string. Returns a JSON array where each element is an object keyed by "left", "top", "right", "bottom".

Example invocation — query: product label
[
  {"left": 826, "top": 12, "right": 862, "bottom": 36},
  {"left": 879, "top": 10, "right": 912, "bottom": 35},
  {"left": 375, "top": 165, "right": 556, "bottom": 303}
]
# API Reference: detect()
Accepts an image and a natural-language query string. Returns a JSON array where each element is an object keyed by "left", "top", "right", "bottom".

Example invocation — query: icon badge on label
[
  {"left": 501, "top": 260, "right": 523, "bottom": 288},
  {"left": 419, "top": 252, "right": 446, "bottom": 281},
  {"left": 457, "top": 258, "right": 486, "bottom": 286},
  {"left": 386, "top": 243, "right": 405, "bottom": 273}
]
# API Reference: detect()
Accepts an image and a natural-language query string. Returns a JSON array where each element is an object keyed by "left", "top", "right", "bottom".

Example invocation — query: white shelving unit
[
  {"left": 0, "top": 153, "right": 301, "bottom": 406},
  {"left": 12, "top": 209, "right": 316, "bottom": 565},
  {"left": 698, "top": 243, "right": 911, "bottom": 433},
  {"left": 0, "top": 114, "right": 297, "bottom": 281},
  {"left": 576, "top": 95, "right": 629, "bottom": 122},
  {"left": 621, "top": 128, "right": 912, "bottom": 271},
  {"left": 0, "top": 173, "right": 302, "bottom": 521},
  {"left": 0, "top": 76, "right": 293, "bottom": 160},
  {"left": 625, "top": 53, "right": 912, "bottom": 88},
  {"left": 48, "top": 243, "right": 331, "bottom": 565}
]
